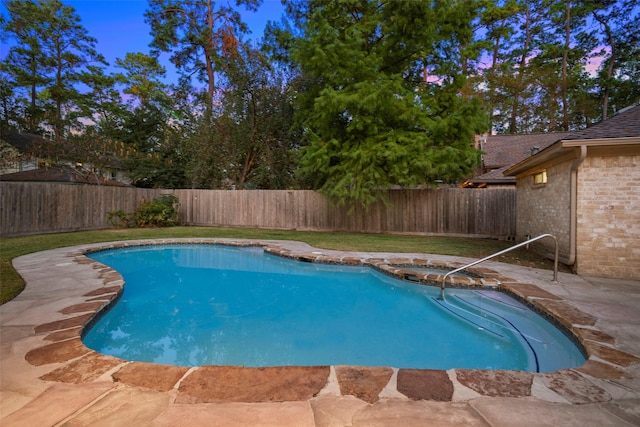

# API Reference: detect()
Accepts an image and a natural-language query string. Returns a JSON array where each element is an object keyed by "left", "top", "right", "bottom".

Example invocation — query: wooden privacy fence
[
  {"left": 0, "top": 182, "right": 161, "bottom": 237},
  {"left": 175, "top": 188, "right": 516, "bottom": 238},
  {"left": 1, "top": 183, "right": 516, "bottom": 238}
]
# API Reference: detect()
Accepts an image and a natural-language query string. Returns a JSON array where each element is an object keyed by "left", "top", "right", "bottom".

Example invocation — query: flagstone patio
[{"left": 1, "top": 239, "right": 639, "bottom": 426}]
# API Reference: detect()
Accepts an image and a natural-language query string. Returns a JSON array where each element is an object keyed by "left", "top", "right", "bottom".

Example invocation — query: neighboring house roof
[
  {"left": 3, "top": 132, "right": 74, "bottom": 158},
  {"left": 504, "top": 104, "right": 640, "bottom": 177},
  {"left": 464, "top": 132, "right": 572, "bottom": 187},
  {"left": 0, "top": 166, "right": 130, "bottom": 187},
  {"left": 481, "top": 132, "right": 573, "bottom": 170},
  {"left": 3, "top": 132, "right": 124, "bottom": 170},
  {"left": 463, "top": 166, "right": 515, "bottom": 187}
]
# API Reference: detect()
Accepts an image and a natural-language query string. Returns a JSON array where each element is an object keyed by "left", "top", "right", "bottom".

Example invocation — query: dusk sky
[
  {"left": 0, "top": 0, "right": 287, "bottom": 83},
  {"left": 2, "top": 1, "right": 633, "bottom": 83}
]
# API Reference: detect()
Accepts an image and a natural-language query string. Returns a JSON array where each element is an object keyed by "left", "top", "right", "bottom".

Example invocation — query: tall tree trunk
[
  {"left": 55, "top": 47, "right": 63, "bottom": 142},
  {"left": 423, "top": 60, "right": 428, "bottom": 85},
  {"left": 592, "top": 10, "right": 616, "bottom": 121},
  {"left": 240, "top": 92, "right": 259, "bottom": 187},
  {"left": 205, "top": 0, "right": 216, "bottom": 118},
  {"left": 509, "top": 3, "right": 532, "bottom": 134},
  {"left": 561, "top": 1, "right": 571, "bottom": 131},
  {"left": 30, "top": 60, "right": 38, "bottom": 133},
  {"left": 488, "top": 17, "right": 507, "bottom": 133}
]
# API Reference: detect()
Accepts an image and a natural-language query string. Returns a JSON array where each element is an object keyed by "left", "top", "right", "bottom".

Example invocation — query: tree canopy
[
  {"left": 144, "top": 0, "right": 261, "bottom": 115},
  {"left": 288, "top": 0, "right": 486, "bottom": 205},
  {"left": 2, "top": 0, "right": 106, "bottom": 139},
  {"left": 1, "top": 0, "right": 638, "bottom": 205}
]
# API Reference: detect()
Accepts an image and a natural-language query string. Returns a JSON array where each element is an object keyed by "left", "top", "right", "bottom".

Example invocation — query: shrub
[
  {"left": 106, "top": 210, "right": 133, "bottom": 228},
  {"left": 107, "top": 194, "right": 180, "bottom": 228},
  {"left": 134, "top": 194, "right": 180, "bottom": 227}
]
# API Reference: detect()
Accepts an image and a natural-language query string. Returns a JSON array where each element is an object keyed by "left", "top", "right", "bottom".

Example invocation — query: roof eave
[
  {"left": 503, "top": 142, "right": 568, "bottom": 177},
  {"left": 504, "top": 137, "right": 640, "bottom": 177},
  {"left": 560, "top": 136, "right": 640, "bottom": 147},
  {"left": 470, "top": 179, "right": 515, "bottom": 184}
]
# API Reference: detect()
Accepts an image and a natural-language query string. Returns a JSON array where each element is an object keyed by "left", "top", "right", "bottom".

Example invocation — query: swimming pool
[{"left": 83, "top": 244, "right": 585, "bottom": 372}]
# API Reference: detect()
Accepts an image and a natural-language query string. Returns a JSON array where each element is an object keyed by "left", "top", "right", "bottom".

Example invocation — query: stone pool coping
[{"left": 2, "top": 238, "right": 640, "bottom": 425}]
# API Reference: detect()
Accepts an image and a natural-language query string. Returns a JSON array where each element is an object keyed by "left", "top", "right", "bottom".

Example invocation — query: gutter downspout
[{"left": 569, "top": 145, "right": 587, "bottom": 267}]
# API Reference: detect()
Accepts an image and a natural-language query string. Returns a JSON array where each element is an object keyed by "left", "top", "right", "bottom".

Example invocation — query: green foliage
[
  {"left": 106, "top": 210, "right": 132, "bottom": 228},
  {"left": 144, "top": 0, "right": 261, "bottom": 114},
  {"left": 477, "top": 0, "right": 640, "bottom": 131},
  {"left": 111, "top": 54, "right": 190, "bottom": 189},
  {"left": 3, "top": 0, "right": 106, "bottom": 140},
  {"left": 133, "top": 194, "right": 180, "bottom": 227},
  {"left": 115, "top": 52, "right": 169, "bottom": 108},
  {"left": 76, "top": 66, "right": 128, "bottom": 140},
  {"left": 290, "top": 0, "right": 486, "bottom": 207},
  {"left": 0, "top": 139, "right": 22, "bottom": 166},
  {"left": 195, "top": 44, "right": 299, "bottom": 190},
  {"left": 2, "top": 0, "right": 51, "bottom": 133},
  {"left": 2, "top": 0, "right": 638, "bottom": 194},
  {"left": 107, "top": 195, "right": 180, "bottom": 228},
  {"left": 124, "top": 151, "right": 190, "bottom": 189}
]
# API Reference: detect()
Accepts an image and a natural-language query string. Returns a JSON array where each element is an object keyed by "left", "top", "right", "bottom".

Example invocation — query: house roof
[
  {"left": 563, "top": 104, "right": 640, "bottom": 141},
  {"left": 3, "top": 132, "right": 74, "bottom": 157},
  {"left": 3, "top": 132, "right": 124, "bottom": 170},
  {"left": 504, "top": 104, "right": 640, "bottom": 177},
  {"left": 465, "top": 131, "right": 572, "bottom": 187},
  {"left": 0, "top": 166, "right": 130, "bottom": 187},
  {"left": 464, "top": 166, "right": 515, "bottom": 187},
  {"left": 481, "top": 132, "right": 573, "bottom": 169}
]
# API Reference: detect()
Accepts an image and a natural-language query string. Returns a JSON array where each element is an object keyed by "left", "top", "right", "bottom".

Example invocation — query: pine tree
[
  {"left": 145, "top": 0, "right": 261, "bottom": 117},
  {"left": 290, "top": 0, "right": 487, "bottom": 207},
  {"left": 2, "top": 0, "right": 106, "bottom": 140}
]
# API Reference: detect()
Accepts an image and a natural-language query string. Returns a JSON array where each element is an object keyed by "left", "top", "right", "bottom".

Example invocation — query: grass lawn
[{"left": 1, "top": 226, "right": 561, "bottom": 305}]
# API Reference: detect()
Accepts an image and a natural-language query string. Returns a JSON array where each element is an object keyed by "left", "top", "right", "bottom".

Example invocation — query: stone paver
[
  {"left": 1, "top": 238, "right": 639, "bottom": 426},
  {"left": 150, "top": 401, "right": 316, "bottom": 427},
  {"left": 0, "top": 382, "right": 115, "bottom": 427},
  {"left": 43, "top": 326, "right": 83, "bottom": 342},
  {"left": 24, "top": 337, "right": 91, "bottom": 365},
  {"left": 539, "top": 369, "right": 610, "bottom": 404},
  {"left": 397, "top": 369, "right": 454, "bottom": 401},
  {"left": 40, "top": 352, "right": 124, "bottom": 383},
  {"left": 351, "top": 399, "right": 490, "bottom": 427},
  {"left": 596, "top": 398, "right": 640, "bottom": 426},
  {"left": 33, "top": 313, "right": 95, "bottom": 334},
  {"left": 176, "top": 366, "right": 330, "bottom": 403},
  {"left": 59, "top": 301, "right": 108, "bottom": 315},
  {"left": 310, "top": 395, "right": 370, "bottom": 427},
  {"left": 470, "top": 396, "right": 637, "bottom": 427},
  {"left": 455, "top": 369, "right": 533, "bottom": 398},
  {"left": 335, "top": 366, "right": 394, "bottom": 404},
  {"left": 61, "top": 386, "right": 172, "bottom": 427},
  {"left": 112, "top": 362, "right": 190, "bottom": 392}
]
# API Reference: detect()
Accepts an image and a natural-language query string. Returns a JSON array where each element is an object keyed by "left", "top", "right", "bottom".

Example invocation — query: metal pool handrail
[{"left": 440, "top": 233, "right": 559, "bottom": 300}]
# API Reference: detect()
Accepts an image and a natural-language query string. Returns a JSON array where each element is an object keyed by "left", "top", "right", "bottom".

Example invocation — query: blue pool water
[{"left": 83, "top": 245, "right": 585, "bottom": 372}]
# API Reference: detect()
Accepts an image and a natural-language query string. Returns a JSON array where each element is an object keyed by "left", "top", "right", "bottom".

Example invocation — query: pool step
[
  {"left": 435, "top": 292, "right": 541, "bottom": 372},
  {"left": 431, "top": 297, "right": 505, "bottom": 338}
]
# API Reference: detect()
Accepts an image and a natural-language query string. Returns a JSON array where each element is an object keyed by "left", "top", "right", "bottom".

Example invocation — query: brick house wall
[
  {"left": 514, "top": 151, "right": 640, "bottom": 279},
  {"left": 507, "top": 104, "right": 640, "bottom": 280},
  {"left": 576, "top": 155, "right": 640, "bottom": 279},
  {"left": 515, "top": 161, "right": 573, "bottom": 261}
]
